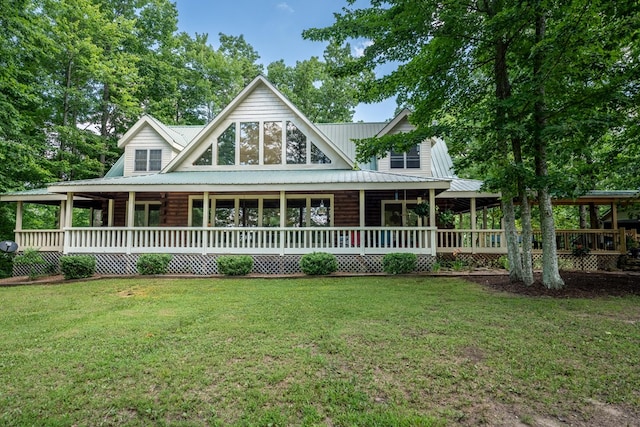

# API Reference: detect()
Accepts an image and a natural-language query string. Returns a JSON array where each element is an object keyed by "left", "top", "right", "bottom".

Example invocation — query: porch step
[{"left": 619, "top": 255, "right": 640, "bottom": 272}]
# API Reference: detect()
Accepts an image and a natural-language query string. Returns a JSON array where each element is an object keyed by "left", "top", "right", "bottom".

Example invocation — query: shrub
[
  {"left": 0, "top": 252, "right": 15, "bottom": 278},
  {"left": 498, "top": 255, "right": 509, "bottom": 270},
  {"left": 136, "top": 253, "right": 172, "bottom": 275},
  {"left": 60, "top": 255, "right": 96, "bottom": 280},
  {"left": 382, "top": 252, "right": 417, "bottom": 274},
  {"left": 13, "top": 248, "right": 46, "bottom": 280},
  {"left": 217, "top": 255, "right": 253, "bottom": 276},
  {"left": 300, "top": 252, "right": 338, "bottom": 275}
]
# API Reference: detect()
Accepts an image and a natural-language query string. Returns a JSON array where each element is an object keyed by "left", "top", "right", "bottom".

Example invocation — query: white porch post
[
  {"left": 63, "top": 193, "right": 74, "bottom": 254},
  {"left": 429, "top": 189, "right": 436, "bottom": 255},
  {"left": 65, "top": 192, "right": 74, "bottom": 228},
  {"left": 280, "top": 191, "right": 286, "bottom": 255},
  {"left": 58, "top": 200, "right": 66, "bottom": 229},
  {"left": 359, "top": 189, "right": 365, "bottom": 255},
  {"left": 107, "top": 199, "right": 114, "bottom": 227},
  {"left": 58, "top": 200, "right": 66, "bottom": 253},
  {"left": 202, "top": 191, "right": 209, "bottom": 255},
  {"left": 126, "top": 191, "right": 135, "bottom": 255},
  {"left": 14, "top": 201, "right": 23, "bottom": 249},
  {"left": 15, "top": 201, "right": 23, "bottom": 232},
  {"left": 470, "top": 197, "right": 477, "bottom": 253}
]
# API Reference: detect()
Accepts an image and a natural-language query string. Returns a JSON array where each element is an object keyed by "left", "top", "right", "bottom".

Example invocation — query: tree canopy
[{"left": 304, "top": 0, "right": 639, "bottom": 288}]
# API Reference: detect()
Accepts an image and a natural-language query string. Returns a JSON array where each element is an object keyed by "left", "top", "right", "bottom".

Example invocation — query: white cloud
[
  {"left": 276, "top": 2, "right": 294, "bottom": 13},
  {"left": 353, "top": 40, "right": 374, "bottom": 57}
]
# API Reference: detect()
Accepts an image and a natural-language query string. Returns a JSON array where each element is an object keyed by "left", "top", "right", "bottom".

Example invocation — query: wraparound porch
[{"left": 13, "top": 226, "right": 630, "bottom": 256}]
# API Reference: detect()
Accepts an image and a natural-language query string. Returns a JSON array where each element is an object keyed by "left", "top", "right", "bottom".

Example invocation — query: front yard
[{"left": 1, "top": 276, "right": 638, "bottom": 426}]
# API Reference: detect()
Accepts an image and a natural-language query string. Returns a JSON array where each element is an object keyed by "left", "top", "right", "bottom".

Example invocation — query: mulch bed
[{"left": 466, "top": 270, "right": 640, "bottom": 298}]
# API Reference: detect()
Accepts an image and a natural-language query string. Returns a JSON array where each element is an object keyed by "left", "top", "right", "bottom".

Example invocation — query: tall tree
[
  {"left": 267, "top": 42, "right": 374, "bottom": 123},
  {"left": 304, "top": 0, "right": 639, "bottom": 289}
]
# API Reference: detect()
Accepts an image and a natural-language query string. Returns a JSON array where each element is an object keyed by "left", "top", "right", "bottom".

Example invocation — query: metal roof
[
  {"left": 105, "top": 155, "right": 125, "bottom": 178},
  {"left": 315, "top": 122, "right": 387, "bottom": 162},
  {"left": 46, "top": 169, "right": 451, "bottom": 193},
  {"left": 51, "top": 169, "right": 446, "bottom": 186},
  {"left": 430, "top": 138, "right": 456, "bottom": 178},
  {"left": 167, "top": 125, "right": 204, "bottom": 146}
]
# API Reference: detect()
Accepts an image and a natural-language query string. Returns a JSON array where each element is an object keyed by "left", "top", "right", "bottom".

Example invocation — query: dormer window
[
  {"left": 390, "top": 145, "right": 420, "bottom": 169},
  {"left": 135, "top": 149, "right": 162, "bottom": 172}
]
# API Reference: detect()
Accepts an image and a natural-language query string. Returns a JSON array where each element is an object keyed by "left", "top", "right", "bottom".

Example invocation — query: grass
[{"left": 0, "top": 276, "right": 639, "bottom": 426}]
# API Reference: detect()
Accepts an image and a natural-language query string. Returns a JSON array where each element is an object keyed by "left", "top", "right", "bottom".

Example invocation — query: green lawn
[{"left": 1, "top": 276, "right": 638, "bottom": 426}]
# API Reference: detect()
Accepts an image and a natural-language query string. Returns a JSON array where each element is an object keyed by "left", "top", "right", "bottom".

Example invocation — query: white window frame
[
  {"left": 381, "top": 199, "right": 423, "bottom": 227},
  {"left": 192, "top": 119, "right": 332, "bottom": 167},
  {"left": 125, "top": 201, "right": 161, "bottom": 226},
  {"left": 390, "top": 145, "right": 420, "bottom": 169},
  {"left": 134, "top": 149, "right": 162, "bottom": 172},
  {"left": 188, "top": 194, "right": 334, "bottom": 227}
]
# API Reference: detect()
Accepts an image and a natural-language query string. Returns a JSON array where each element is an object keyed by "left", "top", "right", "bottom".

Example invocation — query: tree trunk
[
  {"left": 519, "top": 193, "right": 534, "bottom": 285},
  {"left": 539, "top": 188, "right": 564, "bottom": 288},
  {"left": 533, "top": 2, "right": 564, "bottom": 289},
  {"left": 493, "top": 21, "right": 532, "bottom": 284},
  {"left": 589, "top": 203, "right": 600, "bottom": 229},
  {"left": 579, "top": 205, "right": 588, "bottom": 229},
  {"left": 502, "top": 197, "right": 523, "bottom": 282}
]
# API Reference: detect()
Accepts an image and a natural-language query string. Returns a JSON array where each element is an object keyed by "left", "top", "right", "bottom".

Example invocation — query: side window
[
  {"left": 406, "top": 145, "right": 420, "bottom": 168},
  {"left": 390, "top": 145, "right": 420, "bottom": 169},
  {"left": 134, "top": 149, "right": 162, "bottom": 171},
  {"left": 134, "top": 150, "right": 148, "bottom": 171},
  {"left": 149, "top": 149, "right": 162, "bottom": 171}
]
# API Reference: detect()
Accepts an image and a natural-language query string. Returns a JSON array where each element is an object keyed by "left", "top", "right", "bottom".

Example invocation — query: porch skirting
[
  {"left": 12, "top": 252, "right": 621, "bottom": 277},
  {"left": 14, "top": 253, "right": 438, "bottom": 276}
]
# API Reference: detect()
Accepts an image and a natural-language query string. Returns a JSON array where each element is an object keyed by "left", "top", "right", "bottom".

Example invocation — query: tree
[
  {"left": 267, "top": 42, "right": 374, "bottom": 123},
  {"left": 304, "top": 0, "right": 639, "bottom": 289}
]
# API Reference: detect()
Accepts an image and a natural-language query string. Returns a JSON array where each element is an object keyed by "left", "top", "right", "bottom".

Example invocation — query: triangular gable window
[
  {"left": 193, "top": 146, "right": 212, "bottom": 166},
  {"left": 311, "top": 143, "right": 331, "bottom": 164}
]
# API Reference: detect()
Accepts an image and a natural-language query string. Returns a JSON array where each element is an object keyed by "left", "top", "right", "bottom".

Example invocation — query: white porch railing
[
  {"left": 532, "top": 229, "right": 622, "bottom": 253},
  {"left": 14, "top": 230, "right": 64, "bottom": 252},
  {"left": 437, "top": 229, "right": 507, "bottom": 253},
  {"left": 14, "top": 227, "right": 626, "bottom": 255},
  {"left": 59, "top": 226, "right": 437, "bottom": 255}
]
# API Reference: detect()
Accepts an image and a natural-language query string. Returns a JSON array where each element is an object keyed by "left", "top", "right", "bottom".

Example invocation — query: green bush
[
  {"left": 136, "top": 253, "right": 172, "bottom": 275},
  {"left": 300, "top": 252, "right": 338, "bottom": 275},
  {"left": 217, "top": 255, "right": 253, "bottom": 276},
  {"left": 0, "top": 252, "right": 16, "bottom": 278},
  {"left": 60, "top": 255, "right": 96, "bottom": 280},
  {"left": 382, "top": 252, "right": 417, "bottom": 274},
  {"left": 14, "top": 248, "right": 46, "bottom": 280}
]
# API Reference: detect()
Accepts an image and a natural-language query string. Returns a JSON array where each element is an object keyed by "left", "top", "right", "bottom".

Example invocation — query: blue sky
[{"left": 174, "top": 0, "right": 397, "bottom": 122}]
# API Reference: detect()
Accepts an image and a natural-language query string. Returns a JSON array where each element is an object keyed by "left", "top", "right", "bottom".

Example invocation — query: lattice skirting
[
  {"left": 437, "top": 253, "right": 620, "bottom": 272},
  {"left": 18, "top": 253, "right": 436, "bottom": 275},
  {"left": 12, "top": 252, "right": 62, "bottom": 277},
  {"left": 11, "top": 252, "right": 621, "bottom": 276}
]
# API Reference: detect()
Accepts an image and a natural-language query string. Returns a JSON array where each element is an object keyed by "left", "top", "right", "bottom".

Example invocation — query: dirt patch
[{"left": 466, "top": 270, "right": 640, "bottom": 298}]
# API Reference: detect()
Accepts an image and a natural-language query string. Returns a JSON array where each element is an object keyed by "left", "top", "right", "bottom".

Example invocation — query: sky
[{"left": 174, "top": 0, "right": 397, "bottom": 123}]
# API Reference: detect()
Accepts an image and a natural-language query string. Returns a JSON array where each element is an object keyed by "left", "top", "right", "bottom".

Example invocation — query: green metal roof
[
  {"left": 105, "top": 155, "right": 125, "bottom": 177},
  {"left": 50, "top": 169, "right": 449, "bottom": 187}
]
